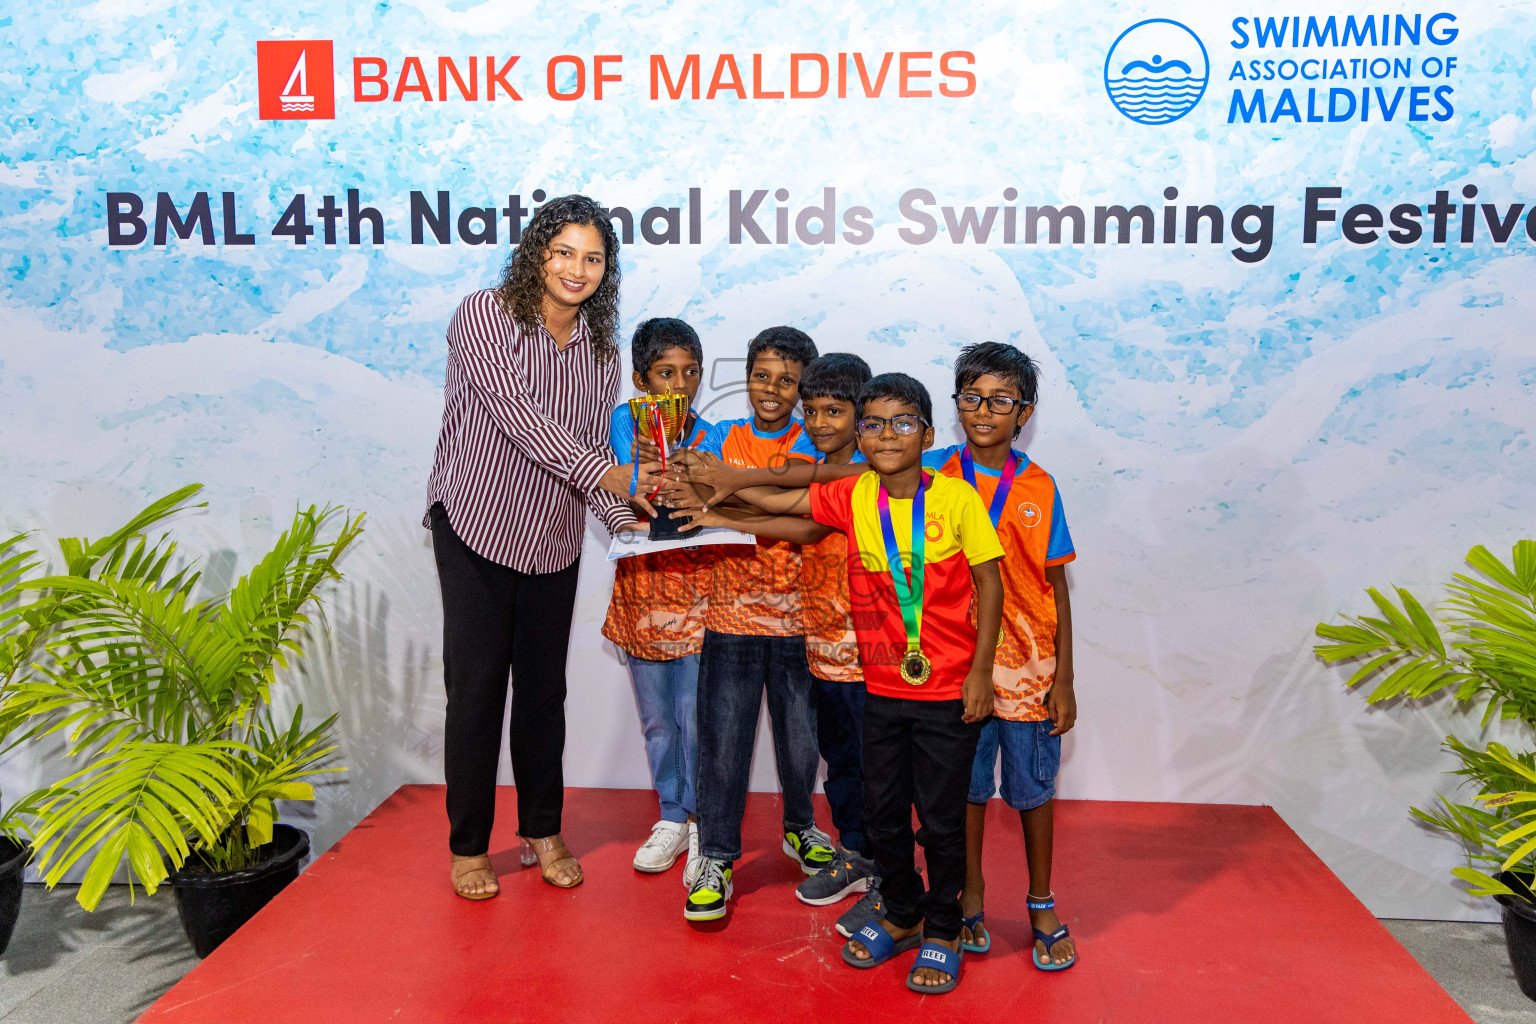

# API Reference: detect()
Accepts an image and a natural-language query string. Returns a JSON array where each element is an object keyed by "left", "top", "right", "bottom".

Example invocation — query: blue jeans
[
  {"left": 814, "top": 678, "right": 866, "bottom": 855},
  {"left": 628, "top": 653, "right": 699, "bottom": 822},
  {"left": 968, "top": 716, "right": 1060, "bottom": 811},
  {"left": 696, "top": 631, "right": 820, "bottom": 862}
]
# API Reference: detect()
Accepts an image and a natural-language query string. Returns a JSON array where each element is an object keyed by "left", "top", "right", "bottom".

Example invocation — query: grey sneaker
[
  {"left": 835, "top": 876, "right": 886, "bottom": 938},
  {"left": 796, "top": 847, "right": 875, "bottom": 906}
]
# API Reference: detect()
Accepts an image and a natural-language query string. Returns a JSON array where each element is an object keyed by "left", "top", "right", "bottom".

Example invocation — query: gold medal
[{"left": 899, "top": 647, "right": 932, "bottom": 686}]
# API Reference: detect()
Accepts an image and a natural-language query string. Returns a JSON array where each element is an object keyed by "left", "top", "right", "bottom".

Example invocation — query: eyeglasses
[
  {"left": 856, "top": 414, "right": 927, "bottom": 437},
  {"left": 954, "top": 392, "right": 1026, "bottom": 415}
]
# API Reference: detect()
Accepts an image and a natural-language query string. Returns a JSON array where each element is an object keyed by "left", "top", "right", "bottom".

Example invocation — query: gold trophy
[{"left": 629, "top": 391, "right": 692, "bottom": 539}]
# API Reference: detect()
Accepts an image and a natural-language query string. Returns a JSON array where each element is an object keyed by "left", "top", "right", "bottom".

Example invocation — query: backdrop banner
[{"left": 3, "top": 2, "right": 1534, "bottom": 920}]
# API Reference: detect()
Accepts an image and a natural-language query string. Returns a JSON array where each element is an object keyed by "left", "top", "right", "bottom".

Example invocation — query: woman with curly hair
[{"left": 425, "top": 194, "right": 651, "bottom": 899}]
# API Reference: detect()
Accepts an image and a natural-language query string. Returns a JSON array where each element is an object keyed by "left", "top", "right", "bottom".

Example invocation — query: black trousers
[
  {"left": 430, "top": 504, "right": 579, "bottom": 856},
  {"left": 862, "top": 692, "right": 982, "bottom": 940}
]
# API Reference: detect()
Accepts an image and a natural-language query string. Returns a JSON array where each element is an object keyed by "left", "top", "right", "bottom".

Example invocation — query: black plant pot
[
  {"left": 0, "top": 839, "right": 29, "bottom": 958},
  {"left": 1496, "top": 871, "right": 1536, "bottom": 1000},
  {"left": 169, "top": 824, "right": 309, "bottom": 958}
]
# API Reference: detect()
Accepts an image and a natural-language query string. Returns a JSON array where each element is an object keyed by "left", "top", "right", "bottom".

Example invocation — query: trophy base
[{"left": 648, "top": 508, "right": 689, "bottom": 541}]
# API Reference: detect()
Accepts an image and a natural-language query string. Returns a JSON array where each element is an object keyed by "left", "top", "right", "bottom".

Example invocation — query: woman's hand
[{"left": 597, "top": 462, "right": 662, "bottom": 517}]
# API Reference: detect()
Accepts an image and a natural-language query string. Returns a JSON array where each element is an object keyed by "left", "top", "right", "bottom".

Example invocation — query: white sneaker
[
  {"left": 682, "top": 820, "right": 702, "bottom": 887},
  {"left": 633, "top": 820, "right": 688, "bottom": 873}
]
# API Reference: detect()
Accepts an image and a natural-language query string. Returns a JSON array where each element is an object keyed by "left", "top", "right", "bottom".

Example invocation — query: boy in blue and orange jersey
[
  {"left": 923, "top": 341, "right": 1078, "bottom": 972},
  {"left": 682, "top": 327, "right": 841, "bottom": 923},
  {"left": 603, "top": 318, "right": 714, "bottom": 884}
]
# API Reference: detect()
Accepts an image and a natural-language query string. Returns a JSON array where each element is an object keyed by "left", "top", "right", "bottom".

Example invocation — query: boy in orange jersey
[
  {"left": 673, "top": 354, "right": 881, "bottom": 920},
  {"left": 682, "top": 327, "right": 841, "bottom": 923},
  {"left": 785, "top": 356, "right": 880, "bottom": 914},
  {"left": 684, "top": 373, "right": 1004, "bottom": 994},
  {"left": 922, "top": 342, "right": 1078, "bottom": 972},
  {"left": 603, "top": 318, "right": 714, "bottom": 884}
]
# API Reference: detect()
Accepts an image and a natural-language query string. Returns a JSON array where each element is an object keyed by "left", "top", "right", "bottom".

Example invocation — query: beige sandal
[
  {"left": 518, "top": 833, "right": 583, "bottom": 889},
  {"left": 450, "top": 855, "right": 500, "bottom": 901}
]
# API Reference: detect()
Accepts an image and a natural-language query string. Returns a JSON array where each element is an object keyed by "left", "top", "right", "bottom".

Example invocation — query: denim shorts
[{"left": 967, "top": 716, "right": 1060, "bottom": 810}]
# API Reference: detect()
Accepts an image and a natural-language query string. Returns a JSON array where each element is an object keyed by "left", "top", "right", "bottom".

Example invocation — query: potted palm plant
[
  {"left": 1316, "top": 540, "right": 1536, "bottom": 996},
  {"left": 0, "top": 485, "right": 363, "bottom": 957},
  {"left": 0, "top": 530, "right": 45, "bottom": 956}
]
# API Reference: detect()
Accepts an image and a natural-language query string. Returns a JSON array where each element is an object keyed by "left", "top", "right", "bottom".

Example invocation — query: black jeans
[
  {"left": 815, "top": 679, "right": 866, "bottom": 855},
  {"left": 862, "top": 693, "right": 982, "bottom": 940},
  {"left": 696, "top": 630, "right": 820, "bottom": 863},
  {"left": 430, "top": 503, "right": 579, "bottom": 856}
]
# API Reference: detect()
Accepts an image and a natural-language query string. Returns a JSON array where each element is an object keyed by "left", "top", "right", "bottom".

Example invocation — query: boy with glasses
[
  {"left": 682, "top": 373, "right": 1004, "bottom": 994},
  {"left": 923, "top": 342, "right": 1078, "bottom": 972}
]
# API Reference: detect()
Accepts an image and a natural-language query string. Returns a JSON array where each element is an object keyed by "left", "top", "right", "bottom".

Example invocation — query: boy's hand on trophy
[
  {"left": 672, "top": 506, "right": 728, "bottom": 533},
  {"left": 635, "top": 436, "right": 663, "bottom": 464},
  {"left": 678, "top": 451, "right": 745, "bottom": 507},
  {"left": 662, "top": 480, "right": 708, "bottom": 509}
]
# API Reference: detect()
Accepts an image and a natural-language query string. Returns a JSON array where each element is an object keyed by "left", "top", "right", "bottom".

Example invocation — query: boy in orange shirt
[
  {"left": 602, "top": 318, "right": 713, "bottom": 884},
  {"left": 682, "top": 327, "right": 838, "bottom": 923},
  {"left": 675, "top": 354, "right": 880, "bottom": 920},
  {"left": 923, "top": 342, "right": 1078, "bottom": 972},
  {"left": 789, "top": 355, "right": 879, "bottom": 913}
]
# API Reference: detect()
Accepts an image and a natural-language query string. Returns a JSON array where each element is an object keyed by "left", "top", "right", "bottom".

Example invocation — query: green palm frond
[
  {"left": 1320, "top": 542, "right": 1536, "bottom": 900},
  {"left": 29, "top": 740, "right": 247, "bottom": 909},
  {"left": 3, "top": 488, "right": 363, "bottom": 909}
]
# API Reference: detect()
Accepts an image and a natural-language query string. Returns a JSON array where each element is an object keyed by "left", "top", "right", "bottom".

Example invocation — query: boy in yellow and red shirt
[
  {"left": 602, "top": 318, "right": 713, "bottom": 884},
  {"left": 922, "top": 341, "right": 1078, "bottom": 972},
  {"left": 685, "top": 372, "right": 1004, "bottom": 994}
]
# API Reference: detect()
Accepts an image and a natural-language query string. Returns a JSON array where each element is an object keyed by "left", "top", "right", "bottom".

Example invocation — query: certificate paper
[{"left": 607, "top": 526, "right": 758, "bottom": 561}]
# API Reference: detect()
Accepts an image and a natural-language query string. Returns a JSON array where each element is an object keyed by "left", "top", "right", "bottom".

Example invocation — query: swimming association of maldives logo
[
  {"left": 1103, "top": 18, "right": 1209, "bottom": 125},
  {"left": 256, "top": 40, "right": 335, "bottom": 120}
]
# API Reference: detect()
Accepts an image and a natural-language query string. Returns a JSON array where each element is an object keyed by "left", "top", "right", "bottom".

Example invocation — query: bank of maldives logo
[
  {"left": 257, "top": 40, "right": 335, "bottom": 120},
  {"left": 1103, "top": 19, "right": 1208, "bottom": 125}
]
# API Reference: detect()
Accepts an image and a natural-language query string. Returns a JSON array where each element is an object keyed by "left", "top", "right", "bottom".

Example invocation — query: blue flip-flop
[
  {"left": 1028, "top": 892, "right": 1076, "bottom": 972},
  {"left": 960, "top": 911, "right": 990, "bottom": 954},
  {"left": 906, "top": 942, "right": 963, "bottom": 994},
  {"left": 842, "top": 923, "right": 921, "bottom": 969},
  {"left": 1032, "top": 925, "right": 1076, "bottom": 971}
]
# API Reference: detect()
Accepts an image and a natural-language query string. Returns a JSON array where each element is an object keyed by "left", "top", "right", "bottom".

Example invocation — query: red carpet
[{"left": 140, "top": 785, "right": 1470, "bottom": 1023}]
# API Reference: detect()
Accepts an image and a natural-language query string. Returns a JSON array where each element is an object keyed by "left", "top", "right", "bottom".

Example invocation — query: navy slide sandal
[
  {"left": 906, "top": 942, "right": 963, "bottom": 994},
  {"left": 842, "top": 923, "right": 921, "bottom": 968}
]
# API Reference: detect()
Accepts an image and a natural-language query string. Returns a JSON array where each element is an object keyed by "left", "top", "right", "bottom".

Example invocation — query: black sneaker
[
  {"left": 835, "top": 877, "right": 886, "bottom": 938},
  {"left": 782, "top": 825, "right": 836, "bottom": 876},
  {"left": 684, "top": 857, "right": 733, "bottom": 922},
  {"left": 796, "top": 847, "right": 875, "bottom": 906}
]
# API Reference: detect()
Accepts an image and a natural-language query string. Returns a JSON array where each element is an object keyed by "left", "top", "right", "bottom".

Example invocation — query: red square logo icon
[{"left": 257, "top": 40, "right": 335, "bottom": 120}]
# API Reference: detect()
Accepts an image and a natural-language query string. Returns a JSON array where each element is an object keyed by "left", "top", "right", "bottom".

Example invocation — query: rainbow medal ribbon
[
  {"left": 961, "top": 446, "right": 1019, "bottom": 648},
  {"left": 879, "top": 473, "right": 932, "bottom": 686}
]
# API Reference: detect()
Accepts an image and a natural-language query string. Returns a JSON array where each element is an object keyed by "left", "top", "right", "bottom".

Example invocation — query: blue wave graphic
[{"left": 1107, "top": 69, "right": 1205, "bottom": 122}]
